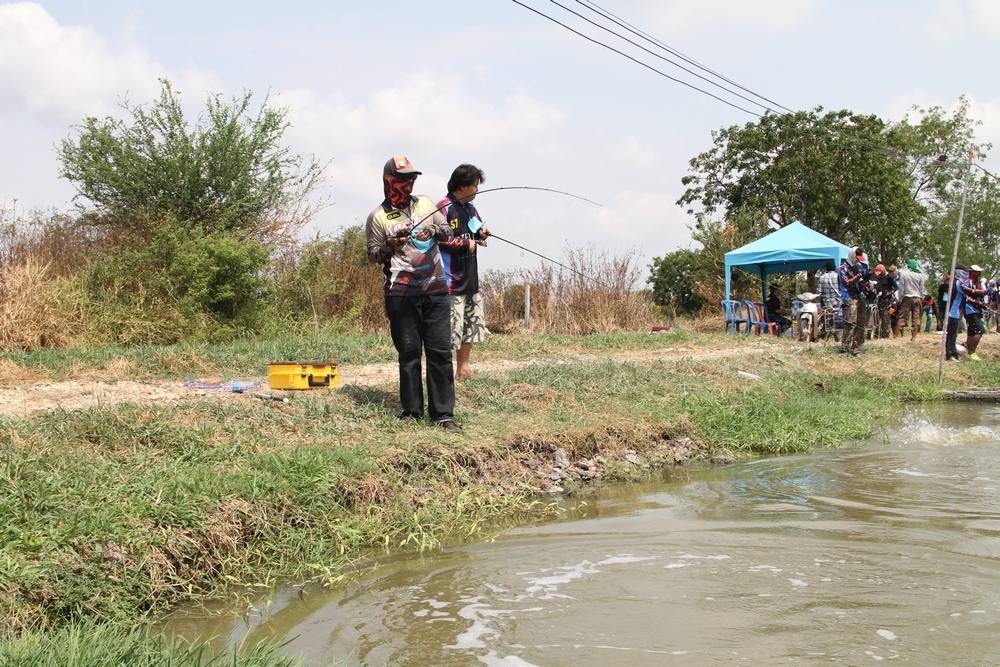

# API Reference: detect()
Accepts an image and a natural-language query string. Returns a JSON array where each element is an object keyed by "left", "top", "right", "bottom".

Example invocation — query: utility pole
[{"left": 938, "top": 150, "right": 975, "bottom": 384}]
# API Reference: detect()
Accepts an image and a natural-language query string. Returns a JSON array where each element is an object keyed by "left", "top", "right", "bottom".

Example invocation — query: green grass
[{"left": 0, "top": 618, "right": 300, "bottom": 666}]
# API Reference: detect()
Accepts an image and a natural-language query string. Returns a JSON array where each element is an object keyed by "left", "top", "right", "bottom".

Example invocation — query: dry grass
[
  {"left": 481, "top": 247, "right": 658, "bottom": 334},
  {"left": 0, "top": 359, "right": 49, "bottom": 385},
  {"left": 0, "top": 259, "right": 79, "bottom": 352},
  {"left": 0, "top": 207, "right": 105, "bottom": 278},
  {"left": 687, "top": 313, "right": 726, "bottom": 333}
]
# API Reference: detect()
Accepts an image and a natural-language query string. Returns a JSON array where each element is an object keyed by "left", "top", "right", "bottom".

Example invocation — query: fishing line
[{"left": 488, "top": 232, "right": 619, "bottom": 291}]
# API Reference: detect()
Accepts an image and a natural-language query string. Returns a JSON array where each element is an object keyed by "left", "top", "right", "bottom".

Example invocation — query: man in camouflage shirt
[{"left": 366, "top": 155, "right": 461, "bottom": 432}]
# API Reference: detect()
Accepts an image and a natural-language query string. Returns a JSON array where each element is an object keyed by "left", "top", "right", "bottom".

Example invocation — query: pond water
[{"left": 167, "top": 404, "right": 1000, "bottom": 665}]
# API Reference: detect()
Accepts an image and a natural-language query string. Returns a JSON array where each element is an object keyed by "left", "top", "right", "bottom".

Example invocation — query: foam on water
[
  {"left": 888, "top": 419, "right": 1000, "bottom": 447},
  {"left": 447, "top": 554, "right": 660, "bottom": 661},
  {"left": 479, "top": 650, "right": 540, "bottom": 666}
]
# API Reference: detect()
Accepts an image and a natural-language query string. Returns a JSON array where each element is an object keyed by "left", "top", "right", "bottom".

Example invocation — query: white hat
[{"left": 970, "top": 264, "right": 984, "bottom": 272}]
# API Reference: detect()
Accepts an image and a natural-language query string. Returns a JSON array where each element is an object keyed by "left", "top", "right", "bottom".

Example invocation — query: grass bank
[{"left": 1, "top": 333, "right": 997, "bottom": 664}]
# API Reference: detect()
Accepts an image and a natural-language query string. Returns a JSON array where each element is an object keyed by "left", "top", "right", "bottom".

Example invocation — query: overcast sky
[{"left": 2, "top": 1, "right": 1000, "bottom": 276}]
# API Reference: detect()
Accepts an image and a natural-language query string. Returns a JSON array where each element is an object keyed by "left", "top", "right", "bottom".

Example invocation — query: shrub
[
  {"left": 647, "top": 249, "right": 708, "bottom": 316},
  {"left": 75, "top": 223, "right": 271, "bottom": 344},
  {"left": 270, "top": 225, "right": 386, "bottom": 333},
  {"left": 0, "top": 206, "right": 106, "bottom": 278}
]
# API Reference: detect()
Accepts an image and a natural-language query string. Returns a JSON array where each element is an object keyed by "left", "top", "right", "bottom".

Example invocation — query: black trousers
[
  {"left": 385, "top": 294, "right": 455, "bottom": 421},
  {"left": 946, "top": 316, "right": 960, "bottom": 359}
]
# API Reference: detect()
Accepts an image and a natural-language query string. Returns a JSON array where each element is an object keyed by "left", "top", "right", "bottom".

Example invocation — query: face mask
[
  {"left": 467, "top": 216, "right": 484, "bottom": 234},
  {"left": 384, "top": 174, "right": 415, "bottom": 208}
]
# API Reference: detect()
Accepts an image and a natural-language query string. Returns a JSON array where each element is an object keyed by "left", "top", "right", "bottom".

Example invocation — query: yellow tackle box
[{"left": 267, "top": 362, "right": 340, "bottom": 390}]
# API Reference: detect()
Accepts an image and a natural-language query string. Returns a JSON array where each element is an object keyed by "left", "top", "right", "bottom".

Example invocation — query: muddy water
[{"left": 168, "top": 405, "right": 1000, "bottom": 665}]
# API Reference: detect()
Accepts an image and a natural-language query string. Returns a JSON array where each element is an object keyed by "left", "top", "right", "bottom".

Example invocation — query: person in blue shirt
[
  {"left": 839, "top": 247, "right": 871, "bottom": 356},
  {"left": 946, "top": 265, "right": 987, "bottom": 361},
  {"left": 438, "top": 164, "right": 492, "bottom": 381},
  {"left": 836, "top": 258, "right": 853, "bottom": 340}
]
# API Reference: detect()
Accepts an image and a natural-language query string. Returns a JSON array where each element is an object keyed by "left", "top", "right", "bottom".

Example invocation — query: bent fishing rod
[{"left": 399, "top": 185, "right": 621, "bottom": 290}]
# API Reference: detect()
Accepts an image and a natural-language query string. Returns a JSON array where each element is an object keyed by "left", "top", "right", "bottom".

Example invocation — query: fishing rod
[{"left": 394, "top": 184, "right": 620, "bottom": 290}]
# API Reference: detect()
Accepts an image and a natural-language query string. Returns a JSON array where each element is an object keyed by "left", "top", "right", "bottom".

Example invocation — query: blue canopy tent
[{"left": 724, "top": 222, "right": 851, "bottom": 304}]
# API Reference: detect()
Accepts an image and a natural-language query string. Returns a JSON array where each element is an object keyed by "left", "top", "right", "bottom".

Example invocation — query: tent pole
[
  {"left": 759, "top": 266, "right": 767, "bottom": 306},
  {"left": 724, "top": 261, "right": 731, "bottom": 303}
]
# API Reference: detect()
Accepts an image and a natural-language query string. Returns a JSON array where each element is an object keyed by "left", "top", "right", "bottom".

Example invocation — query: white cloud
[
  {"left": 275, "top": 74, "right": 567, "bottom": 221},
  {"left": 276, "top": 75, "right": 564, "bottom": 157},
  {"left": 607, "top": 135, "right": 659, "bottom": 169},
  {"left": 0, "top": 2, "right": 217, "bottom": 120},
  {"left": 973, "top": 0, "right": 1000, "bottom": 40},
  {"left": 595, "top": 190, "right": 690, "bottom": 247},
  {"left": 919, "top": 0, "right": 1000, "bottom": 45},
  {"left": 922, "top": 0, "right": 967, "bottom": 44}
]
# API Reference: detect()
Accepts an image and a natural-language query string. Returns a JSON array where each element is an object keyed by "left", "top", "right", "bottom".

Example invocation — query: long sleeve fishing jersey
[
  {"left": 438, "top": 194, "right": 488, "bottom": 295},
  {"left": 365, "top": 195, "right": 452, "bottom": 296}
]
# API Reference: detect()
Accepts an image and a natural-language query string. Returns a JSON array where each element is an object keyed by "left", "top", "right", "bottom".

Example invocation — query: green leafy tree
[
  {"left": 648, "top": 249, "right": 707, "bottom": 315},
  {"left": 892, "top": 97, "right": 990, "bottom": 218},
  {"left": 921, "top": 174, "right": 1000, "bottom": 276},
  {"left": 59, "top": 79, "right": 324, "bottom": 241},
  {"left": 678, "top": 108, "right": 923, "bottom": 262}
]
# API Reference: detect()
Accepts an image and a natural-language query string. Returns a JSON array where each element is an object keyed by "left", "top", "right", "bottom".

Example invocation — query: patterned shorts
[{"left": 451, "top": 293, "right": 490, "bottom": 349}]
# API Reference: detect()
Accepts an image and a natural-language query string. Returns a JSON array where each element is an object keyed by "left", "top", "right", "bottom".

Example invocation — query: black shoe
[
  {"left": 436, "top": 419, "right": 463, "bottom": 433},
  {"left": 397, "top": 411, "right": 421, "bottom": 421}
]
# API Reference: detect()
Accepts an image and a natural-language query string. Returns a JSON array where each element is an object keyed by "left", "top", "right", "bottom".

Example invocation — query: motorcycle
[{"left": 796, "top": 292, "right": 822, "bottom": 342}]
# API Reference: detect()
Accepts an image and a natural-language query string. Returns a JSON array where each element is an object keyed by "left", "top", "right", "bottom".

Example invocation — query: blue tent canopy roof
[{"left": 723, "top": 222, "right": 851, "bottom": 302}]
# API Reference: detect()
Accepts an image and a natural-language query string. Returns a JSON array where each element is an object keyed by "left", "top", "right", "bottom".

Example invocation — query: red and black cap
[{"left": 384, "top": 154, "right": 422, "bottom": 178}]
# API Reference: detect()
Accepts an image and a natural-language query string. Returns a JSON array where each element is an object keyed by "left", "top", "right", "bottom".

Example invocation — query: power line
[
  {"left": 512, "top": 0, "right": 992, "bottom": 193},
  {"left": 974, "top": 163, "right": 1000, "bottom": 182},
  {"left": 511, "top": 1, "right": 942, "bottom": 164},
  {"left": 509, "top": 0, "right": 763, "bottom": 117},
  {"left": 545, "top": 0, "right": 780, "bottom": 114},
  {"left": 575, "top": 0, "right": 794, "bottom": 113}
]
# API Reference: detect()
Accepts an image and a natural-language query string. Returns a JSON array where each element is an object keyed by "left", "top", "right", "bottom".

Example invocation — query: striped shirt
[{"left": 819, "top": 270, "right": 842, "bottom": 308}]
